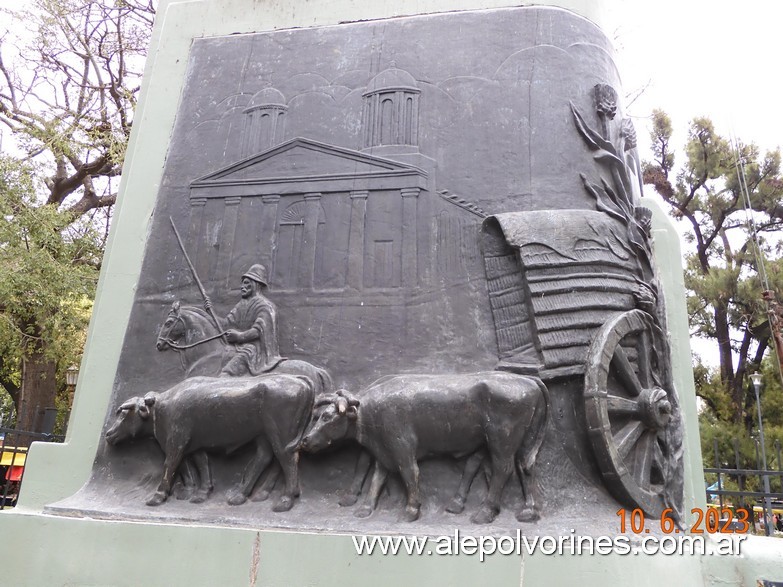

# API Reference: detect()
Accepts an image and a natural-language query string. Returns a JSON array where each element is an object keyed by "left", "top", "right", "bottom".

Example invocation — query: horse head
[{"left": 156, "top": 301, "right": 186, "bottom": 351}]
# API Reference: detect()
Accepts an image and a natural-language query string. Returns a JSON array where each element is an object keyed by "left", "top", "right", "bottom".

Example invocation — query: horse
[
  {"left": 155, "top": 300, "right": 334, "bottom": 503},
  {"left": 155, "top": 301, "right": 333, "bottom": 395}
]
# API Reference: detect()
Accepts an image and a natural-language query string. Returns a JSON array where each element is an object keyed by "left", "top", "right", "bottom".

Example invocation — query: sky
[
  {"left": 1, "top": 0, "right": 779, "bottom": 153},
  {"left": 612, "top": 0, "right": 783, "bottom": 159},
  {"left": 608, "top": 1, "right": 783, "bottom": 364}
]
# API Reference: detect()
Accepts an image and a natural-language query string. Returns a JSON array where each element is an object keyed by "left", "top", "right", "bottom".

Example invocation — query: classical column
[
  {"left": 299, "top": 192, "right": 321, "bottom": 289},
  {"left": 217, "top": 197, "right": 242, "bottom": 287},
  {"left": 189, "top": 197, "right": 208, "bottom": 277},
  {"left": 189, "top": 197, "right": 207, "bottom": 256},
  {"left": 401, "top": 187, "right": 420, "bottom": 287},
  {"left": 347, "top": 190, "right": 368, "bottom": 290},
  {"left": 260, "top": 194, "right": 280, "bottom": 274}
]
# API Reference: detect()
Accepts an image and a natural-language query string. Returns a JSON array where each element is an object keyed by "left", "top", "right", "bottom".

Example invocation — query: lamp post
[
  {"left": 65, "top": 365, "right": 79, "bottom": 406},
  {"left": 750, "top": 372, "right": 773, "bottom": 536}
]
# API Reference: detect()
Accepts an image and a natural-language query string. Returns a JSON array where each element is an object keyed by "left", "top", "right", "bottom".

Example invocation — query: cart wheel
[{"left": 584, "top": 309, "right": 675, "bottom": 517}]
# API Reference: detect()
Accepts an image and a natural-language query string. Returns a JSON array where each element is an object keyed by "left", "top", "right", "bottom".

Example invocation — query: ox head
[
  {"left": 105, "top": 393, "right": 157, "bottom": 445},
  {"left": 299, "top": 390, "right": 359, "bottom": 453},
  {"left": 156, "top": 301, "right": 183, "bottom": 351}
]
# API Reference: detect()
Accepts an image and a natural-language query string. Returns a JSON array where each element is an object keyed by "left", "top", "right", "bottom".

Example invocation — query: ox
[
  {"left": 300, "top": 372, "right": 548, "bottom": 524},
  {"left": 106, "top": 374, "right": 314, "bottom": 512},
  {"left": 301, "top": 404, "right": 490, "bottom": 513}
]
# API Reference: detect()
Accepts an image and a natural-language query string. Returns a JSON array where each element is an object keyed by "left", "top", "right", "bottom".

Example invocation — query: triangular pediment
[{"left": 192, "top": 137, "right": 425, "bottom": 187}]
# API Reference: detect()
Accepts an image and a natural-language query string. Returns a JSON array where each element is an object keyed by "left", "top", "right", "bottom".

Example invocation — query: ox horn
[
  {"left": 137, "top": 397, "right": 152, "bottom": 420},
  {"left": 336, "top": 396, "right": 349, "bottom": 415},
  {"left": 116, "top": 398, "right": 138, "bottom": 414},
  {"left": 314, "top": 394, "right": 337, "bottom": 408},
  {"left": 335, "top": 389, "right": 359, "bottom": 407}
]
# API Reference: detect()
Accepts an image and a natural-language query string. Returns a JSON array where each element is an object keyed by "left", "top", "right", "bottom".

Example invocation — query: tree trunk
[
  {"left": 714, "top": 303, "right": 747, "bottom": 424},
  {"left": 17, "top": 338, "right": 57, "bottom": 434}
]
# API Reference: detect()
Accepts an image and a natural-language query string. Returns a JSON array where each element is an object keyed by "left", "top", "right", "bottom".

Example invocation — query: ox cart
[{"left": 481, "top": 209, "right": 681, "bottom": 517}]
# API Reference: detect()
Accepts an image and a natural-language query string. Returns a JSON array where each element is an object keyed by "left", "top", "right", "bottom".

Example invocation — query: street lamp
[
  {"left": 750, "top": 372, "right": 773, "bottom": 536},
  {"left": 65, "top": 365, "right": 79, "bottom": 407}
]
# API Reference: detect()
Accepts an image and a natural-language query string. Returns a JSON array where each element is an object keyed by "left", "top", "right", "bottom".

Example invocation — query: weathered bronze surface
[{"left": 48, "top": 6, "right": 683, "bottom": 534}]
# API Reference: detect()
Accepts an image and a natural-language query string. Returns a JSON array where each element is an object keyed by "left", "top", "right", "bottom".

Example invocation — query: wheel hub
[{"left": 639, "top": 386, "right": 671, "bottom": 430}]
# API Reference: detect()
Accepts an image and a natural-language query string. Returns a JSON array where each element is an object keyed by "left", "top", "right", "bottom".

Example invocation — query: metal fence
[
  {"left": 0, "top": 426, "right": 64, "bottom": 510},
  {"left": 705, "top": 437, "right": 783, "bottom": 535}
]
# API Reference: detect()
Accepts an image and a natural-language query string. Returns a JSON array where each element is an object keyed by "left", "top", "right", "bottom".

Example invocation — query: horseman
[{"left": 204, "top": 264, "right": 283, "bottom": 377}]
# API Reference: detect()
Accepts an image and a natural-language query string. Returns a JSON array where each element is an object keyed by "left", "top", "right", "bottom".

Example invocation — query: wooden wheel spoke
[
  {"left": 654, "top": 435, "right": 666, "bottom": 465},
  {"left": 633, "top": 431, "right": 656, "bottom": 489},
  {"left": 637, "top": 329, "right": 652, "bottom": 388},
  {"left": 615, "top": 420, "right": 645, "bottom": 460},
  {"left": 584, "top": 310, "right": 676, "bottom": 517},
  {"left": 611, "top": 346, "right": 643, "bottom": 397},
  {"left": 606, "top": 395, "right": 641, "bottom": 417}
]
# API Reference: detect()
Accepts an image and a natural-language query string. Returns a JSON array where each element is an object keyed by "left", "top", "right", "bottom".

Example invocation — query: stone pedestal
[{"left": 1, "top": 1, "right": 781, "bottom": 585}]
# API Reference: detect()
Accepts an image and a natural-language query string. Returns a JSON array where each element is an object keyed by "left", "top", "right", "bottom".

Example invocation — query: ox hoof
[
  {"left": 190, "top": 489, "right": 211, "bottom": 504},
  {"left": 338, "top": 493, "right": 359, "bottom": 507},
  {"left": 146, "top": 492, "right": 168, "bottom": 507},
  {"left": 402, "top": 506, "right": 421, "bottom": 523},
  {"left": 470, "top": 507, "right": 498, "bottom": 525},
  {"left": 227, "top": 490, "right": 248, "bottom": 506},
  {"left": 354, "top": 505, "right": 374, "bottom": 518},
  {"left": 172, "top": 482, "right": 193, "bottom": 501},
  {"left": 250, "top": 489, "right": 271, "bottom": 502},
  {"left": 516, "top": 508, "right": 540, "bottom": 523},
  {"left": 445, "top": 498, "right": 466, "bottom": 514},
  {"left": 272, "top": 495, "right": 294, "bottom": 512}
]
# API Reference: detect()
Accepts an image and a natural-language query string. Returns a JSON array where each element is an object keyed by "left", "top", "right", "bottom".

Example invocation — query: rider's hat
[{"left": 242, "top": 264, "right": 269, "bottom": 287}]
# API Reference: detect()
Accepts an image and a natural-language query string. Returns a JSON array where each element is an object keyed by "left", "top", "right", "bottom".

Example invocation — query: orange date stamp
[{"left": 617, "top": 507, "right": 750, "bottom": 534}]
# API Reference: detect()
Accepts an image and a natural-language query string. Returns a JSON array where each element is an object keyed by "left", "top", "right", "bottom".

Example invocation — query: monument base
[
  {"left": 1, "top": 1, "right": 781, "bottom": 585},
  {"left": 1, "top": 508, "right": 780, "bottom": 586}
]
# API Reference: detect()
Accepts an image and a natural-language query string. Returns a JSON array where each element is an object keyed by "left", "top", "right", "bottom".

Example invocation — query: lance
[{"left": 169, "top": 217, "right": 226, "bottom": 341}]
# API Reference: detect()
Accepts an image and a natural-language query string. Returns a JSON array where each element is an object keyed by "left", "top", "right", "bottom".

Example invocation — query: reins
[
  {"left": 157, "top": 312, "right": 228, "bottom": 350},
  {"left": 160, "top": 330, "right": 229, "bottom": 350}
]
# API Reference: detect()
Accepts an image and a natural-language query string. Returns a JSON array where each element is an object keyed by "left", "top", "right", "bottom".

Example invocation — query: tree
[
  {"left": 0, "top": 0, "right": 155, "bottom": 432},
  {"left": 643, "top": 110, "right": 783, "bottom": 429},
  {"left": 0, "top": 155, "right": 96, "bottom": 430}
]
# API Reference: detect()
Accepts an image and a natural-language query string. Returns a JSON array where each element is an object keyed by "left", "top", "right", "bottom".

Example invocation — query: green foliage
[
  {"left": 0, "top": 156, "right": 97, "bottom": 418},
  {"left": 644, "top": 110, "right": 783, "bottom": 426},
  {"left": 649, "top": 109, "right": 674, "bottom": 172},
  {"left": 0, "top": 0, "right": 155, "bottom": 430},
  {"left": 700, "top": 415, "right": 783, "bottom": 495},
  {"left": 700, "top": 355, "right": 783, "bottom": 500}
]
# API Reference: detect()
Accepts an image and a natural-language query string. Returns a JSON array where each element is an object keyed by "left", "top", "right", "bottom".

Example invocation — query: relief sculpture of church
[{"left": 50, "top": 7, "right": 684, "bottom": 534}]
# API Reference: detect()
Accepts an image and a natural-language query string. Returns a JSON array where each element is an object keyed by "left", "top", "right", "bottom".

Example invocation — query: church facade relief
[{"left": 188, "top": 137, "right": 433, "bottom": 296}]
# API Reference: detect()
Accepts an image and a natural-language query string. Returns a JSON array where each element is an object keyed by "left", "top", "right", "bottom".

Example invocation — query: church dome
[
  {"left": 364, "top": 65, "right": 419, "bottom": 95},
  {"left": 245, "top": 87, "right": 287, "bottom": 111}
]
